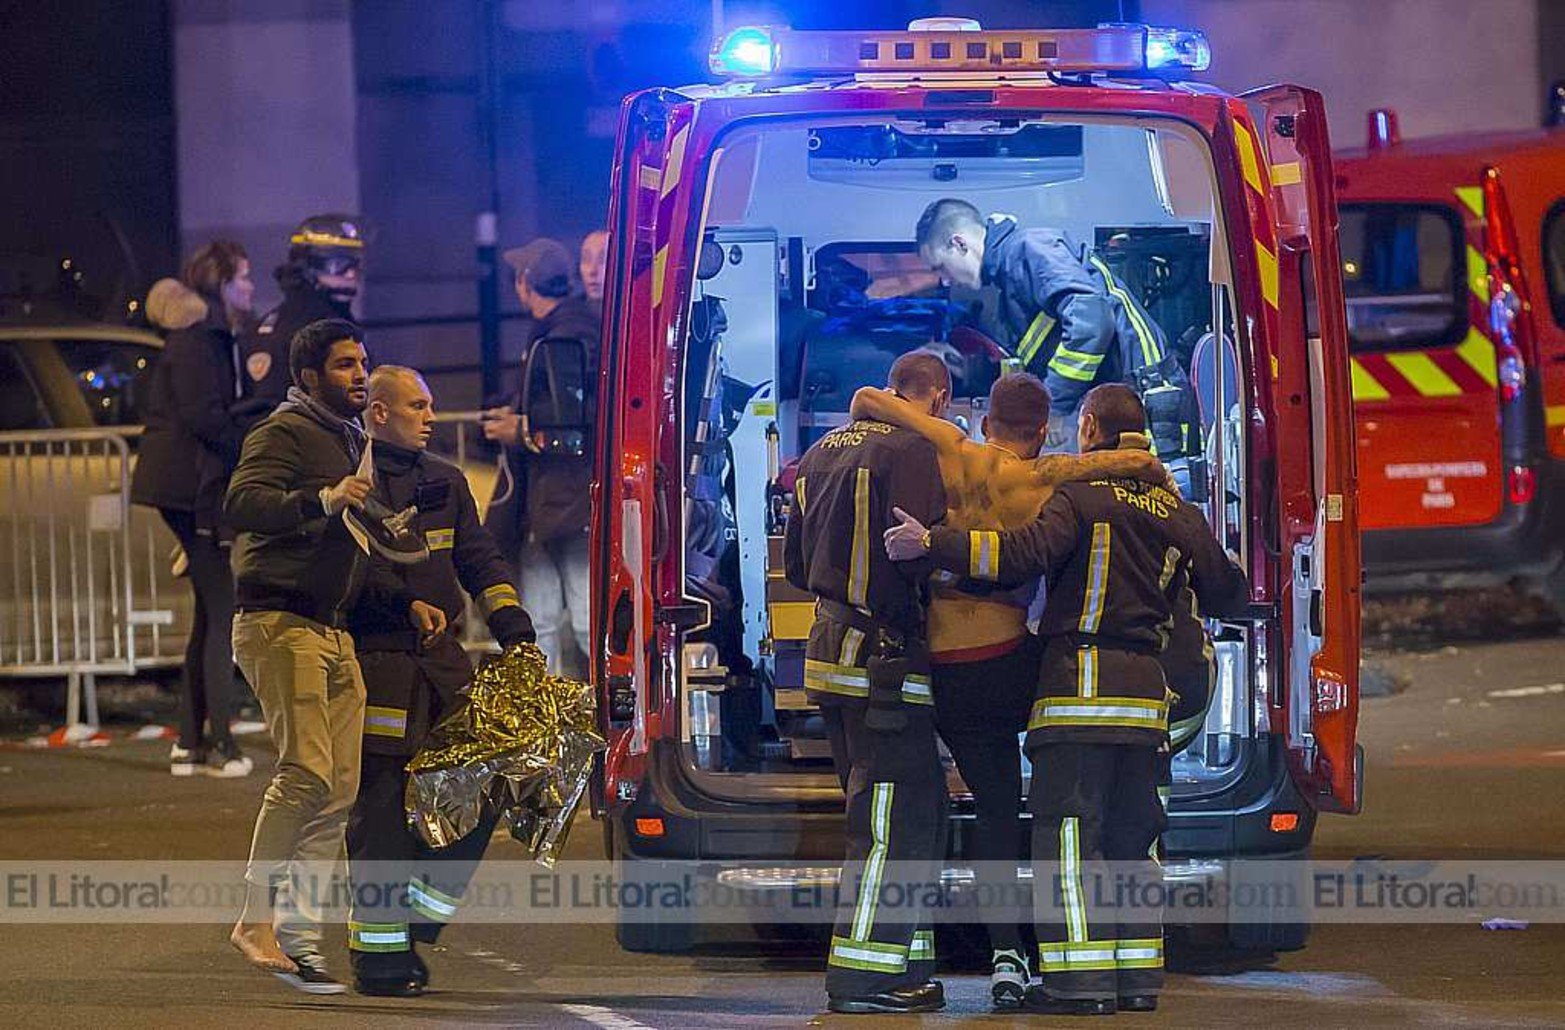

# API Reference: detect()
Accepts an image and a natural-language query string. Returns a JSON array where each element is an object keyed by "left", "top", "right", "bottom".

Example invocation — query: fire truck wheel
[{"left": 1226, "top": 917, "right": 1310, "bottom": 953}]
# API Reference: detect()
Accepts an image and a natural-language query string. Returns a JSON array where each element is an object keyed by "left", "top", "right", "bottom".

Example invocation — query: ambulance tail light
[
  {"left": 1507, "top": 464, "right": 1537, "bottom": 506},
  {"left": 1481, "top": 167, "right": 1535, "bottom": 404}
]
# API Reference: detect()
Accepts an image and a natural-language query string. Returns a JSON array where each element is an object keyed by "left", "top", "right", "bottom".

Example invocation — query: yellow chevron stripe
[
  {"left": 1385, "top": 352, "right": 1461, "bottom": 397},
  {"left": 1350, "top": 358, "right": 1390, "bottom": 401},
  {"left": 1455, "top": 328, "right": 1497, "bottom": 386},
  {"left": 1468, "top": 246, "right": 1489, "bottom": 304},
  {"left": 652, "top": 245, "right": 669, "bottom": 306},
  {"left": 1456, "top": 186, "right": 1484, "bottom": 218},
  {"left": 660, "top": 125, "right": 690, "bottom": 199},
  {"left": 1255, "top": 241, "right": 1279, "bottom": 309},
  {"left": 1547, "top": 405, "right": 1565, "bottom": 428},
  {"left": 1232, "top": 119, "right": 1265, "bottom": 194},
  {"left": 1271, "top": 161, "right": 1301, "bottom": 186}
]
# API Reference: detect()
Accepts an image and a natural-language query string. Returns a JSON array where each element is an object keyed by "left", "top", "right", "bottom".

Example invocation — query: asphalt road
[{"left": 3, "top": 630, "right": 1565, "bottom": 1028}]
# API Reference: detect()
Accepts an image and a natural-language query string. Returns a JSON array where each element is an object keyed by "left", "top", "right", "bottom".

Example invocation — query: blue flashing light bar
[
  {"left": 710, "top": 26, "right": 777, "bottom": 77},
  {"left": 709, "top": 22, "right": 1211, "bottom": 80},
  {"left": 1102, "top": 23, "right": 1211, "bottom": 74}
]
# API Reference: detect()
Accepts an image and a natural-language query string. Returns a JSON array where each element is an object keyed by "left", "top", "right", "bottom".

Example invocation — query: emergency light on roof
[{"left": 709, "top": 22, "right": 1211, "bottom": 79}]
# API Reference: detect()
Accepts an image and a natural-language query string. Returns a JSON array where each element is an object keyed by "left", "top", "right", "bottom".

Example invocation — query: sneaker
[
  {"left": 275, "top": 952, "right": 347, "bottom": 995},
  {"left": 991, "top": 948, "right": 1030, "bottom": 1010},
  {"left": 170, "top": 744, "right": 205, "bottom": 777},
  {"left": 206, "top": 745, "right": 253, "bottom": 778}
]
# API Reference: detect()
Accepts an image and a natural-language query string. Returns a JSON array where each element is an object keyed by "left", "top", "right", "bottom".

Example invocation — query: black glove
[
  {"left": 490, "top": 607, "right": 537, "bottom": 651},
  {"left": 863, "top": 647, "right": 910, "bottom": 734}
]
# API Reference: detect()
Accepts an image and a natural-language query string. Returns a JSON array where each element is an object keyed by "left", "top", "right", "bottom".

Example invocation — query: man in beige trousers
[{"left": 223, "top": 318, "right": 442, "bottom": 993}]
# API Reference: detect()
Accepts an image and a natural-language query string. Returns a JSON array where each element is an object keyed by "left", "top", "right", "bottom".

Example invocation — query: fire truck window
[
  {"left": 1544, "top": 200, "right": 1565, "bottom": 328},
  {"left": 1338, "top": 204, "right": 1465, "bottom": 351}
]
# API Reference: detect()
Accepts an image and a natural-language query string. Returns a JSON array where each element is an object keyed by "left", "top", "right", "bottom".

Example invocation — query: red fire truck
[
  {"left": 586, "top": 19, "right": 1362, "bottom": 953},
  {"left": 1334, "top": 108, "right": 1565, "bottom": 611}
]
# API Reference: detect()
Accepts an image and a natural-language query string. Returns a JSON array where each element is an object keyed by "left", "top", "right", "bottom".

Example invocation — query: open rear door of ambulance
[
  {"left": 1243, "top": 85, "right": 1364, "bottom": 814},
  {"left": 595, "top": 90, "right": 698, "bottom": 800}
]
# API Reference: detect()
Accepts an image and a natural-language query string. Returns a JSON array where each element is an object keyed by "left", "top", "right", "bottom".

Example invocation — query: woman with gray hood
[{"left": 131, "top": 241, "right": 256, "bottom": 778}]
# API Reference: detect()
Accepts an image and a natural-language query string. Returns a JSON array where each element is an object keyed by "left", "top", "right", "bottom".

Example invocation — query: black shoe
[
  {"left": 1118, "top": 995, "right": 1159, "bottom": 1012},
  {"left": 354, "top": 975, "right": 425, "bottom": 998},
  {"left": 410, "top": 948, "right": 429, "bottom": 989},
  {"left": 827, "top": 982, "right": 944, "bottom": 1014},
  {"left": 1023, "top": 986, "right": 1115, "bottom": 1016},
  {"left": 274, "top": 953, "right": 347, "bottom": 995}
]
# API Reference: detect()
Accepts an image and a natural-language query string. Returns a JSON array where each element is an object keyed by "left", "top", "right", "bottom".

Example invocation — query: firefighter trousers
[
  {"left": 345, "top": 751, "right": 500, "bottom": 976},
  {"left": 821, "top": 697, "right": 948, "bottom": 999},
  {"left": 930, "top": 638, "right": 1038, "bottom": 959},
  {"left": 1029, "top": 741, "right": 1166, "bottom": 1001}
]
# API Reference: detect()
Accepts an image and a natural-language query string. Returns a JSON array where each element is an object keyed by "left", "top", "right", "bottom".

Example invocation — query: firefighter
[
  {"left": 848, "top": 373, "right": 1173, "bottom": 1009},
  {"left": 886, "top": 383, "right": 1248, "bottom": 1016},
  {"left": 345, "top": 365, "right": 536, "bottom": 997},
  {"left": 782, "top": 352, "right": 950, "bottom": 1015},
  {"left": 239, "top": 214, "right": 366, "bottom": 423},
  {"left": 915, "top": 198, "right": 1199, "bottom": 466}
]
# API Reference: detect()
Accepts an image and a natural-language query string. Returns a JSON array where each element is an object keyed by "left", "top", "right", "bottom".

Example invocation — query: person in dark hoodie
[
  {"left": 238, "top": 214, "right": 366, "bottom": 423},
  {"left": 481, "top": 238, "right": 600, "bottom": 675},
  {"left": 223, "top": 318, "right": 443, "bottom": 994},
  {"left": 131, "top": 242, "right": 256, "bottom": 778},
  {"left": 345, "top": 365, "right": 535, "bottom": 997}
]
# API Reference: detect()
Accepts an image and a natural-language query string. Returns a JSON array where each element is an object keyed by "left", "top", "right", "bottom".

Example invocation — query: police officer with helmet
[
  {"left": 915, "top": 199, "right": 1201, "bottom": 484},
  {"left": 887, "top": 383, "right": 1248, "bottom": 1016},
  {"left": 240, "top": 214, "right": 367, "bottom": 419}
]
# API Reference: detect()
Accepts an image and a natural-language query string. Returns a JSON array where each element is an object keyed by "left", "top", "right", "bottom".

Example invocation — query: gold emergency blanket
[{"left": 406, "top": 642, "right": 604, "bottom": 867}]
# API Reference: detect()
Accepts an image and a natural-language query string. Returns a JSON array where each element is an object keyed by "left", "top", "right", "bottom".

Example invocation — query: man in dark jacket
[
  {"left": 481, "top": 238, "right": 600, "bottom": 674},
  {"left": 345, "top": 365, "right": 536, "bottom": 997},
  {"left": 224, "top": 318, "right": 441, "bottom": 994},
  {"left": 238, "top": 214, "right": 365, "bottom": 422},
  {"left": 887, "top": 384, "right": 1248, "bottom": 1016},
  {"left": 784, "top": 352, "right": 950, "bottom": 1015},
  {"left": 916, "top": 199, "right": 1198, "bottom": 462}
]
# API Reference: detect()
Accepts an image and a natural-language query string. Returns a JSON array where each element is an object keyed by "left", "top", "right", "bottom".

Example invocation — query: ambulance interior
[{"left": 674, "top": 114, "right": 1254, "bottom": 802}]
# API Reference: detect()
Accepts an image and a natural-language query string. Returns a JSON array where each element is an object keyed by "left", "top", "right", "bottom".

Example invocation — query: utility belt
[
  {"left": 813, "top": 599, "right": 930, "bottom": 729},
  {"left": 1056, "top": 631, "right": 1160, "bottom": 658},
  {"left": 355, "top": 619, "right": 467, "bottom": 654}
]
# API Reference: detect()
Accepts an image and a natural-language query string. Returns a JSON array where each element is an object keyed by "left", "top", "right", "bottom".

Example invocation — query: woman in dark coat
[{"left": 131, "top": 242, "right": 256, "bottom": 777}]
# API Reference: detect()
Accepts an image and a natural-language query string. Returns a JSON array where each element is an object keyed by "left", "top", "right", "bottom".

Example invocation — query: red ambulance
[{"left": 585, "top": 19, "right": 1363, "bottom": 953}]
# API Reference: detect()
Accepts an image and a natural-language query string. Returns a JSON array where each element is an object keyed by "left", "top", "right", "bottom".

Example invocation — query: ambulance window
[
  {"left": 1338, "top": 204, "right": 1465, "bottom": 351},
  {"left": 1545, "top": 200, "right": 1565, "bottom": 328}
]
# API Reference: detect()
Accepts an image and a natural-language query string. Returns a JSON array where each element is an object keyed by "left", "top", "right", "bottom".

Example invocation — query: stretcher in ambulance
[
  {"left": 588, "top": 20, "right": 1362, "bottom": 953},
  {"left": 1334, "top": 104, "right": 1565, "bottom": 612}
]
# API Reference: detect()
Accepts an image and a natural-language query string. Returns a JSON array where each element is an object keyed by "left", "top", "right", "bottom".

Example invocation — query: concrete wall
[
  {"left": 172, "top": 0, "right": 360, "bottom": 310},
  {"left": 1145, "top": 0, "right": 1544, "bottom": 146}
]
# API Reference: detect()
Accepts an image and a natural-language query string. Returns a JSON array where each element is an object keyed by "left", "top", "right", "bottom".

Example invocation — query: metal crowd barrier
[{"left": 0, "top": 428, "right": 186, "bottom": 724}]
